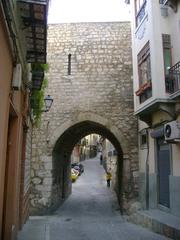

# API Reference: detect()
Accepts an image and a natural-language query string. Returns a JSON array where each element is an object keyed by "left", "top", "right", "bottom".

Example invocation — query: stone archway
[
  {"left": 51, "top": 119, "right": 124, "bottom": 212},
  {"left": 30, "top": 113, "right": 138, "bottom": 215},
  {"left": 50, "top": 112, "right": 128, "bottom": 152}
]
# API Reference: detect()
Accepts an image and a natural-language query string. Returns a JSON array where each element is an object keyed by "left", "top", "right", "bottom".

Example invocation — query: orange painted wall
[{"left": 0, "top": 9, "right": 13, "bottom": 237}]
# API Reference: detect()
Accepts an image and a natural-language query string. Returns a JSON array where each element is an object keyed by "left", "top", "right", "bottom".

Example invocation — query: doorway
[
  {"left": 157, "top": 138, "right": 170, "bottom": 208},
  {"left": 3, "top": 114, "right": 19, "bottom": 240}
]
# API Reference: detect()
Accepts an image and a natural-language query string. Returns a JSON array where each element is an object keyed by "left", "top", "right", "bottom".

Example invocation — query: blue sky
[{"left": 48, "top": 0, "right": 131, "bottom": 23}]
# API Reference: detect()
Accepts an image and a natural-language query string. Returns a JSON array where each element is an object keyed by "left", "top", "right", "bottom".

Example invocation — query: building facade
[
  {"left": 30, "top": 22, "right": 139, "bottom": 215},
  {"left": 0, "top": 1, "right": 48, "bottom": 239},
  {"left": 71, "top": 134, "right": 98, "bottom": 163},
  {"left": 101, "top": 138, "right": 118, "bottom": 189},
  {"left": 129, "top": 0, "right": 180, "bottom": 216}
]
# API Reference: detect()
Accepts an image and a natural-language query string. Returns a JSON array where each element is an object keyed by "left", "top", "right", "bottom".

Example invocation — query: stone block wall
[{"left": 31, "top": 22, "right": 138, "bottom": 214}]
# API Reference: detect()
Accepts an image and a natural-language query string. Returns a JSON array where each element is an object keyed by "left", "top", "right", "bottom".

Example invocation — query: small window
[
  {"left": 68, "top": 54, "right": 71, "bottom": 75},
  {"left": 139, "top": 130, "right": 148, "bottom": 148}
]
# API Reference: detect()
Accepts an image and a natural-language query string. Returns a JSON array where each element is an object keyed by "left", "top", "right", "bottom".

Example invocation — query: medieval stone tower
[{"left": 30, "top": 22, "right": 138, "bottom": 215}]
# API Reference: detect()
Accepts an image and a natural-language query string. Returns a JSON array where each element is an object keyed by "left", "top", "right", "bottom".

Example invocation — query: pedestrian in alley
[{"left": 106, "top": 171, "right": 112, "bottom": 187}]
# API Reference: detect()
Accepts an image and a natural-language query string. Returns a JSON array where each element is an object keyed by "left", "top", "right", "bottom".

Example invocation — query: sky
[{"left": 48, "top": 0, "right": 131, "bottom": 24}]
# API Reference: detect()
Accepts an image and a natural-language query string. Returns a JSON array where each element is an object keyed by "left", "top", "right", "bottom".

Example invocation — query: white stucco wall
[{"left": 131, "top": 1, "right": 180, "bottom": 113}]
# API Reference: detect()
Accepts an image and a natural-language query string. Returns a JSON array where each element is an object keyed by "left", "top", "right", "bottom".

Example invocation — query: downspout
[
  {"left": 1, "top": 0, "right": 18, "bottom": 62},
  {"left": 145, "top": 128, "right": 150, "bottom": 209}
]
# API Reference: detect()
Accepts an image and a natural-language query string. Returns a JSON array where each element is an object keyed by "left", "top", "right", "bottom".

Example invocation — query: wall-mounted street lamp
[{"left": 44, "top": 95, "right": 53, "bottom": 112}]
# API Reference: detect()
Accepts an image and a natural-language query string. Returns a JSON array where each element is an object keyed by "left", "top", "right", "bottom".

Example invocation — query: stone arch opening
[{"left": 51, "top": 120, "right": 124, "bottom": 213}]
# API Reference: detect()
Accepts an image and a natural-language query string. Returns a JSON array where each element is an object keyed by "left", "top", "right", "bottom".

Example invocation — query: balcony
[
  {"left": 134, "top": 79, "right": 176, "bottom": 126},
  {"left": 17, "top": 0, "right": 49, "bottom": 63},
  {"left": 166, "top": 61, "right": 180, "bottom": 99}
]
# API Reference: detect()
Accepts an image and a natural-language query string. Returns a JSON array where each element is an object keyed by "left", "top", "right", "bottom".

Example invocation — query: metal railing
[
  {"left": 18, "top": 0, "right": 49, "bottom": 64},
  {"left": 166, "top": 61, "right": 180, "bottom": 96}
]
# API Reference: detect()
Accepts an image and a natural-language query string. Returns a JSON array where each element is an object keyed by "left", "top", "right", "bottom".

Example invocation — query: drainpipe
[
  {"left": 145, "top": 128, "right": 149, "bottom": 210},
  {"left": 1, "top": 0, "right": 18, "bottom": 61}
]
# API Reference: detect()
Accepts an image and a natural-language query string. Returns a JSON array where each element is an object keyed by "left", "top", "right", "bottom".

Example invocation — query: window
[
  {"left": 162, "top": 34, "right": 171, "bottom": 75},
  {"left": 136, "top": 42, "right": 152, "bottom": 103},
  {"left": 162, "top": 34, "right": 172, "bottom": 76},
  {"left": 138, "top": 42, "right": 151, "bottom": 85},
  {"left": 68, "top": 54, "right": 71, "bottom": 75},
  {"left": 162, "top": 34, "right": 172, "bottom": 92},
  {"left": 139, "top": 129, "right": 148, "bottom": 149},
  {"left": 135, "top": 0, "right": 146, "bottom": 27},
  {"left": 135, "top": 0, "right": 145, "bottom": 13},
  {"left": 139, "top": 88, "right": 152, "bottom": 103}
]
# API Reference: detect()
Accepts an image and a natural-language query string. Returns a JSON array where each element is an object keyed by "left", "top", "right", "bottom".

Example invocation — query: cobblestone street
[{"left": 18, "top": 156, "right": 170, "bottom": 240}]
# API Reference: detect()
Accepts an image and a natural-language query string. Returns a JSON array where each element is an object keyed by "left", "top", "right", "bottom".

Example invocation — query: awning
[{"left": 150, "top": 126, "right": 164, "bottom": 138}]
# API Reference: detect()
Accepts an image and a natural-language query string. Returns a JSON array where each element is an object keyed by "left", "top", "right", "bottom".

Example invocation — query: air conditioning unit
[
  {"left": 12, "top": 64, "right": 22, "bottom": 90},
  {"left": 164, "top": 121, "right": 180, "bottom": 142}
]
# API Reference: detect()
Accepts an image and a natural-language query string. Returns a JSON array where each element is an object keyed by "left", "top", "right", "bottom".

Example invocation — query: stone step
[{"left": 128, "top": 209, "right": 180, "bottom": 240}]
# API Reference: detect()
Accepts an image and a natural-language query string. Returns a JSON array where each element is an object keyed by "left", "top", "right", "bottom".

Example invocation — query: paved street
[{"left": 18, "top": 155, "right": 170, "bottom": 240}]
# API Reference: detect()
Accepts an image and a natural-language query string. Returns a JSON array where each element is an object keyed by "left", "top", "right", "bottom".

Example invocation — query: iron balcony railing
[
  {"left": 17, "top": 0, "right": 49, "bottom": 63},
  {"left": 166, "top": 61, "right": 180, "bottom": 96}
]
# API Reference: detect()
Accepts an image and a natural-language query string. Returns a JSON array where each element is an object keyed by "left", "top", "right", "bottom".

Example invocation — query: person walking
[{"left": 106, "top": 171, "right": 112, "bottom": 187}]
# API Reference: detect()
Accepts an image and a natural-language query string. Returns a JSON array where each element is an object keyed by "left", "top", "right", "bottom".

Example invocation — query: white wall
[{"left": 131, "top": 1, "right": 179, "bottom": 112}]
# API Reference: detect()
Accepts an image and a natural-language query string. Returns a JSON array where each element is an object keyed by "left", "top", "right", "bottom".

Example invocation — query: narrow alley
[
  {"left": 1, "top": 1, "right": 180, "bottom": 240},
  {"left": 18, "top": 155, "right": 169, "bottom": 240}
]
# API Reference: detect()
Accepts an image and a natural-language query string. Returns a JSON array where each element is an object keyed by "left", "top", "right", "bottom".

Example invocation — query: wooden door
[{"left": 3, "top": 115, "right": 18, "bottom": 240}]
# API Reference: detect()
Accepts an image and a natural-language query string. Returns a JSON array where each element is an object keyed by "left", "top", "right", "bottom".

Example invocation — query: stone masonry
[{"left": 31, "top": 22, "right": 138, "bottom": 215}]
